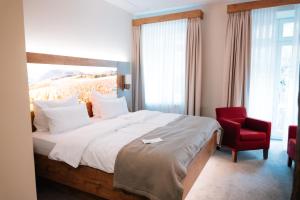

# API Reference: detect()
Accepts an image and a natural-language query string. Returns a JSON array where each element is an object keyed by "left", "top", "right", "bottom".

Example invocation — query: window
[
  {"left": 282, "top": 22, "right": 294, "bottom": 37},
  {"left": 249, "top": 6, "right": 300, "bottom": 141},
  {"left": 272, "top": 9, "right": 298, "bottom": 140},
  {"left": 141, "top": 19, "right": 187, "bottom": 113}
]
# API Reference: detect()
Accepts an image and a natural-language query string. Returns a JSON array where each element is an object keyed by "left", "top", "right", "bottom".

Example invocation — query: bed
[
  {"left": 28, "top": 52, "right": 221, "bottom": 200},
  {"left": 32, "top": 103, "right": 220, "bottom": 200}
]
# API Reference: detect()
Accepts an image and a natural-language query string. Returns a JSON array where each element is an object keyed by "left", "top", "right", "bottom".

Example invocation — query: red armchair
[
  {"left": 216, "top": 107, "right": 271, "bottom": 162},
  {"left": 287, "top": 125, "right": 297, "bottom": 167}
]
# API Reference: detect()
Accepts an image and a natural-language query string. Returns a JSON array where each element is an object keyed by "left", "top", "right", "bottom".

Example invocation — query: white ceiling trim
[
  {"left": 104, "top": 0, "right": 206, "bottom": 15},
  {"left": 134, "top": 3, "right": 202, "bottom": 19},
  {"left": 103, "top": 0, "right": 251, "bottom": 17}
]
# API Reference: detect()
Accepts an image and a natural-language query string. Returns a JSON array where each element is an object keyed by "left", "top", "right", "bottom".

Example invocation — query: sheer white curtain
[
  {"left": 141, "top": 19, "right": 187, "bottom": 113},
  {"left": 248, "top": 7, "right": 277, "bottom": 122},
  {"left": 249, "top": 5, "right": 300, "bottom": 141},
  {"left": 290, "top": 5, "right": 300, "bottom": 131}
]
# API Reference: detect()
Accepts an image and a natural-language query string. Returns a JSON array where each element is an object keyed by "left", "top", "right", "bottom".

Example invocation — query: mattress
[{"left": 32, "top": 133, "right": 56, "bottom": 156}]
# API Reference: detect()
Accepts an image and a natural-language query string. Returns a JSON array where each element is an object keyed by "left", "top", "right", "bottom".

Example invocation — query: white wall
[
  {"left": 23, "top": 0, "right": 231, "bottom": 118},
  {"left": 0, "top": 1, "right": 37, "bottom": 200},
  {"left": 23, "top": 0, "right": 132, "bottom": 62},
  {"left": 200, "top": 2, "right": 229, "bottom": 117}
]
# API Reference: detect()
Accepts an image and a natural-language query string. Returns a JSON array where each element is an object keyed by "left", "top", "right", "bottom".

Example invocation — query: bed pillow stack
[
  {"left": 33, "top": 96, "right": 91, "bottom": 134},
  {"left": 43, "top": 104, "right": 91, "bottom": 134},
  {"left": 91, "top": 91, "right": 129, "bottom": 119}
]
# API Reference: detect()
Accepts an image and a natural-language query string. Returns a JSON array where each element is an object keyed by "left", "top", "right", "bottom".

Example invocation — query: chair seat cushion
[
  {"left": 240, "top": 128, "right": 266, "bottom": 141},
  {"left": 288, "top": 139, "right": 296, "bottom": 160}
]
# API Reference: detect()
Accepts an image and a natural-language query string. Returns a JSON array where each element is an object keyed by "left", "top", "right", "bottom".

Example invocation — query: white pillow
[
  {"left": 91, "top": 91, "right": 116, "bottom": 117},
  {"left": 43, "top": 104, "right": 91, "bottom": 134},
  {"left": 91, "top": 91, "right": 120, "bottom": 117},
  {"left": 92, "top": 95, "right": 129, "bottom": 119},
  {"left": 33, "top": 96, "right": 78, "bottom": 131}
]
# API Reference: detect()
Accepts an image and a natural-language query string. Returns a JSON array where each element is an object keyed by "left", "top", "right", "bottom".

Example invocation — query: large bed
[
  {"left": 28, "top": 52, "right": 221, "bottom": 200},
  {"left": 32, "top": 104, "right": 221, "bottom": 200}
]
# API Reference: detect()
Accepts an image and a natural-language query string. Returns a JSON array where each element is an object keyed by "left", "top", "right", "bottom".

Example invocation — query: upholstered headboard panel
[{"left": 31, "top": 102, "right": 93, "bottom": 132}]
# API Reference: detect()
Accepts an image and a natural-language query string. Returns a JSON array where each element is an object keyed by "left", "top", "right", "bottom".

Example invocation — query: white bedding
[
  {"left": 33, "top": 110, "right": 181, "bottom": 173},
  {"left": 32, "top": 117, "right": 102, "bottom": 156}
]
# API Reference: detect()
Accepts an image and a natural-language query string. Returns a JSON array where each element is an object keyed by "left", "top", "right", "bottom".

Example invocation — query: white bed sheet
[
  {"left": 32, "top": 117, "right": 102, "bottom": 156},
  {"left": 32, "top": 111, "right": 181, "bottom": 173}
]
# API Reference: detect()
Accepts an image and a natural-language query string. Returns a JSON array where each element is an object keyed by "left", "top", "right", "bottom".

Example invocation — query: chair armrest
[
  {"left": 245, "top": 117, "right": 271, "bottom": 132},
  {"left": 245, "top": 117, "right": 271, "bottom": 139},
  {"left": 288, "top": 125, "right": 297, "bottom": 140},
  {"left": 218, "top": 119, "right": 241, "bottom": 144}
]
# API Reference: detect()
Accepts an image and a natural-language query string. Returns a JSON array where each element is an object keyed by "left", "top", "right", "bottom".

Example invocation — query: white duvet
[{"left": 48, "top": 110, "right": 181, "bottom": 173}]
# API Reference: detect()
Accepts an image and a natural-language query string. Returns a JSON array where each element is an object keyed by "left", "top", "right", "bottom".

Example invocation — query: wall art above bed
[
  {"left": 26, "top": 52, "right": 132, "bottom": 111},
  {"left": 27, "top": 63, "right": 117, "bottom": 109}
]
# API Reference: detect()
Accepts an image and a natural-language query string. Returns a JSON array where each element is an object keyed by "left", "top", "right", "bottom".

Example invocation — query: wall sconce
[
  {"left": 124, "top": 74, "right": 131, "bottom": 90},
  {"left": 117, "top": 74, "right": 131, "bottom": 90}
]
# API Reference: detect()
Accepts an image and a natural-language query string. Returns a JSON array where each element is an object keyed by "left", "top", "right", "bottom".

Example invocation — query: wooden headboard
[{"left": 31, "top": 102, "right": 93, "bottom": 132}]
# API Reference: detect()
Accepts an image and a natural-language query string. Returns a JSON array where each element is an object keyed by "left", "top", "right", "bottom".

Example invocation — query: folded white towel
[{"left": 142, "top": 137, "right": 163, "bottom": 144}]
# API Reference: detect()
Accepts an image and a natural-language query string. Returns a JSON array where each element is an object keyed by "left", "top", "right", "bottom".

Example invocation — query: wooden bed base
[{"left": 34, "top": 132, "right": 217, "bottom": 200}]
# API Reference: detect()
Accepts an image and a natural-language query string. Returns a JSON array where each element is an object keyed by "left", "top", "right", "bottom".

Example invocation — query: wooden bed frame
[
  {"left": 28, "top": 52, "right": 218, "bottom": 199},
  {"left": 34, "top": 132, "right": 217, "bottom": 200},
  {"left": 32, "top": 102, "right": 218, "bottom": 200}
]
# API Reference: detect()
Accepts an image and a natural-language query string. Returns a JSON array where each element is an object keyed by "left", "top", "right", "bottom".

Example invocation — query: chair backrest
[
  {"left": 288, "top": 125, "right": 297, "bottom": 140},
  {"left": 215, "top": 107, "right": 247, "bottom": 124}
]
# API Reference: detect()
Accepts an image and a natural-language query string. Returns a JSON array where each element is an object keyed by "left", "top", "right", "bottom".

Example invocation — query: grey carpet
[
  {"left": 186, "top": 140, "right": 293, "bottom": 200},
  {"left": 37, "top": 140, "right": 293, "bottom": 200}
]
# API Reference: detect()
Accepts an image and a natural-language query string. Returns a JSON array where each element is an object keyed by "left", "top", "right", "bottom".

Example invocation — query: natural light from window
[{"left": 249, "top": 6, "right": 299, "bottom": 142}]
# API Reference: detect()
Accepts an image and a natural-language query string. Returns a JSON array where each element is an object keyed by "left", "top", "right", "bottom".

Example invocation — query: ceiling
[{"left": 104, "top": 0, "right": 243, "bottom": 16}]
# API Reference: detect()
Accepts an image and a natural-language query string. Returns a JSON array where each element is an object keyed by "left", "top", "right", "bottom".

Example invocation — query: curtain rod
[
  {"left": 227, "top": 0, "right": 300, "bottom": 13},
  {"left": 132, "top": 9, "right": 203, "bottom": 26}
]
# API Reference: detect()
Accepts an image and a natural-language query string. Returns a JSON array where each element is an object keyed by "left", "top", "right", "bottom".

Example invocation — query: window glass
[
  {"left": 276, "top": 9, "right": 296, "bottom": 19},
  {"left": 250, "top": 7, "right": 299, "bottom": 140},
  {"left": 280, "top": 45, "right": 293, "bottom": 66},
  {"left": 282, "top": 22, "right": 294, "bottom": 37},
  {"left": 141, "top": 19, "right": 187, "bottom": 113}
]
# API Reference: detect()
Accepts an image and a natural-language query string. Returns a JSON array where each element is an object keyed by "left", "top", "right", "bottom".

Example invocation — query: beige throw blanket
[{"left": 114, "top": 116, "right": 221, "bottom": 200}]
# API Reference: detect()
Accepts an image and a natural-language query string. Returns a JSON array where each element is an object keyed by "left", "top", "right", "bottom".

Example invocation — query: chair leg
[
  {"left": 263, "top": 149, "right": 268, "bottom": 160},
  {"left": 288, "top": 157, "right": 293, "bottom": 167},
  {"left": 232, "top": 150, "right": 237, "bottom": 162}
]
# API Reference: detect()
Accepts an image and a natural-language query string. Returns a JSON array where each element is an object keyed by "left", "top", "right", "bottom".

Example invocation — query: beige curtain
[
  {"left": 225, "top": 11, "right": 251, "bottom": 107},
  {"left": 132, "top": 25, "right": 144, "bottom": 111},
  {"left": 185, "top": 17, "right": 202, "bottom": 116}
]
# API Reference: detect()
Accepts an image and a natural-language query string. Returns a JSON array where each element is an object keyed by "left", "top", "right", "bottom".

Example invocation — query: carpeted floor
[
  {"left": 186, "top": 140, "right": 293, "bottom": 200},
  {"left": 37, "top": 140, "right": 293, "bottom": 200}
]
